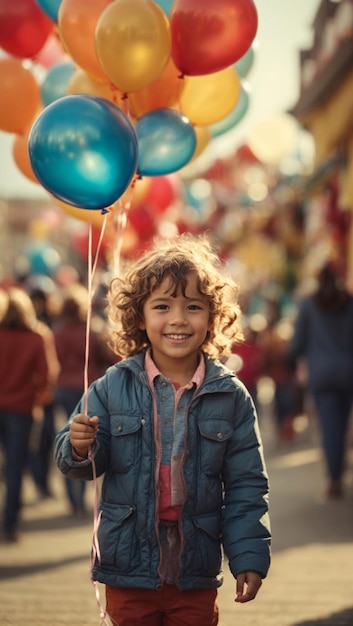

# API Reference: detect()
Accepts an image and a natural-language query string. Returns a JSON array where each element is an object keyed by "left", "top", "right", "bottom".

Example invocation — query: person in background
[
  {"left": 289, "top": 261, "right": 353, "bottom": 498},
  {"left": 28, "top": 287, "right": 60, "bottom": 499},
  {"left": 53, "top": 283, "right": 115, "bottom": 517},
  {"left": 54, "top": 234, "right": 271, "bottom": 626},
  {"left": 0, "top": 287, "right": 49, "bottom": 542}
]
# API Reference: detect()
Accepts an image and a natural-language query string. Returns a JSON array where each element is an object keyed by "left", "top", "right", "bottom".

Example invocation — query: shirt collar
[{"left": 145, "top": 348, "right": 205, "bottom": 390}]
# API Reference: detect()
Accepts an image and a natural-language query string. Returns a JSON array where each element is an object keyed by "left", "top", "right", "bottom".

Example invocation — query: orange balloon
[
  {"left": 58, "top": 0, "right": 112, "bottom": 82},
  {"left": 13, "top": 125, "right": 39, "bottom": 184},
  {"left": 95, "top": 0, "right": 171, "bottom": 93},
  {"left": 67, "top": 68, "right": 125, "bottom": 110},
  {"left": 180, "top": 66, "right": 240, "bottom": 126},
  {"left": 120, "top": 176, "right": 152, "bottom": 209},
  {"left": 128, "top": 57, "right": 184, "bottom": 119},
  {"left": 0, "top": 58, "right": 40, "bottom": 134}
]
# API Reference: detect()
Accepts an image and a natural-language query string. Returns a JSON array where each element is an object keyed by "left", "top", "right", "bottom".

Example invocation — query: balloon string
[{"left": 82, "top": 210, "right": 115, "bottom": 625}]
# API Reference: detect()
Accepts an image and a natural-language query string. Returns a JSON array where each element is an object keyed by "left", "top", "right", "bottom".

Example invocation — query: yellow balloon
[
  {"left": 53, "top": 197, "right": 110, "bottom": 228},
  {"left": 67, "top": 68, "right": 125, "bottom": 110},
  {"left": 191, "top": 126, "right": 211, "bottom": 161},
  {"left": 95, "top": 0, "right": 171, "bottom": 93},
  {"left": 180, "top": 67, "right": 240, "bottom": 126}
]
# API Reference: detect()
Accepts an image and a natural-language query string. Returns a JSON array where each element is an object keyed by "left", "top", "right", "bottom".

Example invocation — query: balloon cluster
[{"left": 0, "top": 0, "right": 258, "bottom": 210}]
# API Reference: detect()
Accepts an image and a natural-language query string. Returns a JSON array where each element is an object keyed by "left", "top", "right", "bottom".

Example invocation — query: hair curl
[{"left": 107, "top": 234, "right": 243, "bottom": 359}]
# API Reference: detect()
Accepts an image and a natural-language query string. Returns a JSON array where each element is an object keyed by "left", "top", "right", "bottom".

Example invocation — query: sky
[{"left": 0, "top": 0, "right": 322, "bottom": 199}]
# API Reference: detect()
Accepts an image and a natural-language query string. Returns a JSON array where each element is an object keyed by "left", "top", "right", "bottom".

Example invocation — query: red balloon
[
  {"left": 128, "top": 205, "right": 157, "bottom": 240},
  {"left": 144, "top": 175, "right": 179, "bottom": 214},
  {"left": 170, "top": 0, "right": 258, "bottom": 76},
  {"left": 0, "top": 0, "right": 52, "bottom": 58}
]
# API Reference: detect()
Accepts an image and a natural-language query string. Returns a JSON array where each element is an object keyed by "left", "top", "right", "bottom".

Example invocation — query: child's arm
[
  {"left": 235, "top": 571, "right": 262, "bottom": 603},
  {"left": 70, "top": 414, "right": 99, "bottom": 458}
]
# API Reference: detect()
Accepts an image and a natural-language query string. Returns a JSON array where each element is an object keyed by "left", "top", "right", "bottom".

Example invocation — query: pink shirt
[{"left": 145, "top": 350, "right": 205, "bottom": 520}]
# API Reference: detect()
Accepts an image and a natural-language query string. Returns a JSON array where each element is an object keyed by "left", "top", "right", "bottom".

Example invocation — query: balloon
[
  {"left": 234, "top": 44, "right": 255, "bottom": 77},
  {"left": 67, "top": 68, "right": 124, "bottom": 109},
  {"left": 53, "top": 197, "right": 109, "bottom": 227},
  {"left": 13, "top": 125, "right": 39, "bottom": 184},
  {"left": 36, "top": 0, "right": 62, "bottom": 22},
  {"left": 40, "top": 60, "right": 76, "bottom": 106},
  {"left": 153, "top": 0, "right": 173, "bottom": 16},
  {"left": 128, "top": 57, "right": 184, "bottom": 119},
  {"left": 28, "top": 95, "right": 138, "bottom": 209},
  {"left": 144, "top": 175, "right": 179, "bottom": 214},
  {"left": 190, "top": 126, "right": 211, "bottom": 161},
  {"left": 209, "top": 83, "right": 250, "bottom": 137},
  {"left": 95, "top": 0, "right": 171, "bottom": 93},
  {"left": 171, "top": 0, "right": 258, "bottom": 76},
  {"left": 180, "top": 66, "right": 240, "bottom": 126},
  {"left": 33, "top": 31, "right": 66, "bottom": 68},
  {"left": 58, "top": 0, "right": 112, "bottom": 82},
  {"left": 0, "top": 58, "right": 41, "bottom": 134},
  {"left": 136, "top": 108, "right": 196, "bottom": 176},
  {"left": 0, "top": 0, "right": 52, "bottom": 58},
  {"left": 27, "top": 243, "right": 61, "bottom": 275}
]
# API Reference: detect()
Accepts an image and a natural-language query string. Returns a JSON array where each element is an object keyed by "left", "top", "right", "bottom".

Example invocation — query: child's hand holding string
[{"left": 70, "top": 414, "right": 99, "bottom": 458}]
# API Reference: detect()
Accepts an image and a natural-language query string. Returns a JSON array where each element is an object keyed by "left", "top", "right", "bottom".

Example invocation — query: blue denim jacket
[{"left": 54, "top": 350, "right": 271, "bottom": 590}]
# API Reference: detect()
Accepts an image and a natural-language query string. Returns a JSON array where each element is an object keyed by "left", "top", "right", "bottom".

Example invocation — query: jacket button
[
  {"left": 117, "top": 426, "right": 123, "bottom": 432},
  {"left": 217, "top": 432, "right": 223, "bottom": 440},
  {"left": 156, "top": 583, "right": 163, "bottom": 591}
]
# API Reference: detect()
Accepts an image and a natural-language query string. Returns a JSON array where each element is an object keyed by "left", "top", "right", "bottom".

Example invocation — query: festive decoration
[
  {"left": 36, "top": 0, "right": 62, "bottom": 22},
  {"left": 0, "top": 0, "right": 52, "bottom": 58},
  {"left": 95, "top": 0, "right": 171, "bottom": 93},
  {"left": 136, "top": 108, "right": 196, "bottom": 176},
  {"left": 40, "top": 60, "right": 76, "bottom": 106},
  {"left": 209, "top": 83, "right": 250, "bottom": 137},
  {"left": 13, "top": 124, "right": 39, "bottom": 184},
  {"left": 180, "top": 66, "right": 240, "bottom": 126},
  {"left": 29, "top": 95, "right": 138, "bottom": 209},
  {"left": 58, "top": 0, "right": 112, "bottom": 82},
  {"left": 0, "top": 58, "right": 40, "bottom": 134},
  {"left": 170, "top": 0, "right": 258, "bottom": 76},
  {"left": 128, "top": 57, "right": 184, "bottom": 119},
  {"left": 234, "top": 43, "right": 256, "bottom": 77}
]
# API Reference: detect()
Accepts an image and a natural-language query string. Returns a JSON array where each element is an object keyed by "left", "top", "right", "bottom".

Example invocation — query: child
[{"left": 54, "top": 234, "right": 271, "bottom": 626}]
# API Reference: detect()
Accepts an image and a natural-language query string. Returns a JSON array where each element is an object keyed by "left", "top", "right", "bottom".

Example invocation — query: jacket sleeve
[
  {"left": 54, "top": 370, "right": 114, "bottom": 480},
  {"left": 221, "top": 386, "right": 271, "bottom": 579}
]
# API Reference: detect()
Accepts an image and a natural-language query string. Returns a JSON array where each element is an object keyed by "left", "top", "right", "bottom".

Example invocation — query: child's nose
[{"left": 170, "top": 307, "right": 187, "bottom": 324}]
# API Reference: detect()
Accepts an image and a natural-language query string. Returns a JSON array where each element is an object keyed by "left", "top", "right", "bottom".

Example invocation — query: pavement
[{"left": 1, "top": 407, "right": 353, "bottom": 626}]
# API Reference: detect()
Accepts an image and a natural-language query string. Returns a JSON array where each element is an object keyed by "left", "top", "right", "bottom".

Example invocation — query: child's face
[{"left": 140, "top": 271, "right": 211, "bottom": 373}]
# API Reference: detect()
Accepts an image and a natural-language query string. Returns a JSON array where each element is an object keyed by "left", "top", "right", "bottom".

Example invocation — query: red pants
[{"left": 105, "top": 583, "right": 219, "bottom": 626}]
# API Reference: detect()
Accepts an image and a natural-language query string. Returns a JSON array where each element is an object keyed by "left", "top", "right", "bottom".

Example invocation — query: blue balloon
[
  {"left": 209, "top": 85, "right": 250, "bottom": 138},
  {"left": 154, "top": 0, "right": 173, "bottom": 16},
  {"left": 29, "top": 95, "right": 138, "bottom": 209},
  {"left": 234, "top": 46, "right": 255, "bottom": 78},
  {"left": 27, "top": 244, "right": 61, "bottom": 276},
  {"left": 136, "top": 108, "right": 196, "bottom": 176},
  {"left": 40, "top": 61, "right": 76, "bottom": 107},
  {"left": 35, "top": 0, "right": 62, "bottom": 22}
]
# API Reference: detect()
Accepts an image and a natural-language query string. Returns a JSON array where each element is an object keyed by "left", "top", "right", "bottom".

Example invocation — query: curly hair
[{"left": 107, "top": 234, "right": 243, "bottom": 359}]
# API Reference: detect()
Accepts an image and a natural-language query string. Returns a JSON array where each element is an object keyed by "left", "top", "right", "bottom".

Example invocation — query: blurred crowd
[
  {"left": 0, "top": 275, "right": 116, "bottom": 542},
  {"left": 0, "top": 259, "right": 352, "bottom": 543}
]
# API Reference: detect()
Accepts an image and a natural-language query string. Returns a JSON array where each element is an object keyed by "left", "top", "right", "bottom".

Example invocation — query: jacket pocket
[
  {"left": 110, "top": 413, "right": 143, "bottom": 473},
  {"left": 191, "top": 512, "right": 223, "bottom": 576},
  {"left": 97, "top": 502, "right": 139, "bottom": 572},
  {"left": 197, "top": 418, "right": 233, "bottom": 475}
]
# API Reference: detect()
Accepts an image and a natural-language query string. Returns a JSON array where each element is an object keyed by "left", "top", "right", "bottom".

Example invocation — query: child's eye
[
  {"left": 154, "top": 304, "right": 169, "bottom": 310},
  {"left": 187, "top": 304, "right": 202, "bottom": 311}
]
